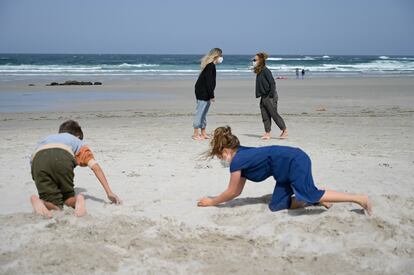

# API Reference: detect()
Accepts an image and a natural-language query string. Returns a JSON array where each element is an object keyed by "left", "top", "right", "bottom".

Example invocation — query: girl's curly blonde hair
[{"left": 205, "top": 126, "right": 240, "bottom": 159}]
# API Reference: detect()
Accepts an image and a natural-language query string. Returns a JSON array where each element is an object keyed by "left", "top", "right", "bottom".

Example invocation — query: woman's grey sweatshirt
[{"left": 255, "top": 66, "right": 277, "bottom": 98}]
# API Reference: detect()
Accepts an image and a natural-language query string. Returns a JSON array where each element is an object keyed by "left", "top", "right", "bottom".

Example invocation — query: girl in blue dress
[{"left": 197, "top": 126, "right": 372, "bottom": 215}]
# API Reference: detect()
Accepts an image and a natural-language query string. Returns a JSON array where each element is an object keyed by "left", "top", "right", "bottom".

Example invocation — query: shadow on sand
[
  {"left": 217, "top": 193, "right": 331, "bottom": 216},
  {"left": 243, "top": 133, "right": 285, "bottom": 140},
  {"left": 217, "top": 194, "right": 272, "bottom": 208},
  {"left": 75, "top": 187, "right": 106, "bottom": 204}
]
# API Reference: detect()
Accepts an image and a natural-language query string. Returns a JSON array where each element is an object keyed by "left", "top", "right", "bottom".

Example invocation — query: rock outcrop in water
[{"left": 46, "top": 81, "right": 102, "bottom": 86}]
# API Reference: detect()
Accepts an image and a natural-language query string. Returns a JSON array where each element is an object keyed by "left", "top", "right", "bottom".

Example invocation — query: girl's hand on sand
[
  {"left": 107, "top": 192, "right": 122, "bottom": 205},
  {"left": 197, "top": 197, "right": 215, "bottom": 207}
]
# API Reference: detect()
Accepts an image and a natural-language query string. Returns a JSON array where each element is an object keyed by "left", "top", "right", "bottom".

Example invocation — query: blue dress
[{"left": 229, "top": 145, "right": 325, "bottom": 211}]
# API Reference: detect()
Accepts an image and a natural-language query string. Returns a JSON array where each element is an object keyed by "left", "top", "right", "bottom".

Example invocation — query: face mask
[
  {"left": 216, "top": 56, "right": 223, "bottom": 64},
  {"left": 220, "top": 151, "right": 231, "bottom": 167},
  {"left": 220, "top": 159, "right": 230, "bottom": 168}
]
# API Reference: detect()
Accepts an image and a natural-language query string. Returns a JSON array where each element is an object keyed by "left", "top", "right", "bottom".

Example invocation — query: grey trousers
[{"left": 260, "top": 95, "right": 286, "bottom": 132}]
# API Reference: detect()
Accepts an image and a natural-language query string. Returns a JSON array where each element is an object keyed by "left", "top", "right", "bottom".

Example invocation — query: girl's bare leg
[
  {"left": 290, "top": 197, "right": 331, "bottom": 209},
  {"left": 319, "top": 201, "right": 333, "bottom": 209},
  {"left": 319, "top": 190, "right": 372, "bottom": 215},
  {"left": 317, "top": 186, "right": 332, "bottom": 209},
  {"left": 64, "top": 194, "right": 86, "bottom": 217},
  {"left": 290, "top": 197, "right": 307, "bottom": 209},
  {"left": 30, "top": 195, "right": 56, "bottom": 218}
]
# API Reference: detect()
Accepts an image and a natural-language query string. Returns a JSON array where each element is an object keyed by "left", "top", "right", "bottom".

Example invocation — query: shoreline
[
  {"left": 1, "top": 73, "right": 414, "bottom": 84},
  {"left": 1, "top": 76, "right": 414, "bottom": 113}
]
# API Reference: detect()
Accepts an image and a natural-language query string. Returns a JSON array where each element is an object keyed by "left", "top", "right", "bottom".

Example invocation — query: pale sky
[{"left": 0, "top": 0, "right": 413, "bottom": 55}]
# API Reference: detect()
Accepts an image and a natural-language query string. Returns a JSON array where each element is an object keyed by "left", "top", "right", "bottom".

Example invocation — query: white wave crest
[
  {"left": 267, "top": 56, "right": 315, "bottom": 61},
  {"left": 267, "top": 57, "right": 283, "bottom": 61},
  {"left": 117, "top": 63, "right": 160, "bottom": 68}
]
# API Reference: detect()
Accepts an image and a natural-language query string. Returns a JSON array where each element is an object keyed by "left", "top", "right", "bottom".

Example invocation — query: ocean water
[{"left": 1, "top": 54, "right": 414, "bottom": 80}]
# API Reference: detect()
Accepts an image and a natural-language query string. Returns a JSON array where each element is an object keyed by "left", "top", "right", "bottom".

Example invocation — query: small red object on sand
[{"left": 276, "top": 76, "right": 288, "bottom": 80}]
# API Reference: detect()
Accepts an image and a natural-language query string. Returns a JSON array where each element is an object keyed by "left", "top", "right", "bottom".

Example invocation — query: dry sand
[{"left": 0, "top": 77, "right": 413, "bottom": 274}]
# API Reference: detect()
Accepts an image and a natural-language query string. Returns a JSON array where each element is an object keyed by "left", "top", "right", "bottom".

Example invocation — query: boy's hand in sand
[
  {"left": 197, "top": 197, "right": 215, "bottom": 207},
  {"left": 107, "top": 192, "right": 122, "bottom": 205}
]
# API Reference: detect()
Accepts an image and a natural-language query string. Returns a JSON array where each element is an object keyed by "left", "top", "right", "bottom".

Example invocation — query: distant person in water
[
  {"left": 253, "top": 52, "right": 288, "bottom": 139},
  {"left": 192, "top": 48, "right": 223, "bottom": 140},
  {"left": 295, "top": 68, "right": 299, "bottom": 79},
  {"left": 301, "top": 68, "right": 305, "bottom": 79},
  {"left": 197, "top": 126, "right": 373, "bottom": 215}
]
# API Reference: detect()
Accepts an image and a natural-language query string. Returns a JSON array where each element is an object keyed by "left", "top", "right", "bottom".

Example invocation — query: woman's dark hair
[
  {"left": 58, "top": 120, "right": 84, "bottom": 140},
  {"left": 254, "top": 52, "right": 269, "bottom": 74},
  {"left": 205, "top": 126, "right": 240, "bottom": 159}
]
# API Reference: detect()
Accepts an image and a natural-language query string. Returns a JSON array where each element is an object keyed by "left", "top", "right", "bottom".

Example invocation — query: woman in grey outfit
[{"left": 253, "top": 52, "right": 288, "bottom": 139}]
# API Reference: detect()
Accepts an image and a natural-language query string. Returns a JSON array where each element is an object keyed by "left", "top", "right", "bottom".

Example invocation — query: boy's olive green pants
[{"left": 31, "top": 148, "right": 76, "bottom": 208}]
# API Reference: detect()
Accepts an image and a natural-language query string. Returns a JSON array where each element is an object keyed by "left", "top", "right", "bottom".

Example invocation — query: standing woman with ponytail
[
  {"left": 192, "top": 48, "right": 223, "bottom": 140},
  {"left": 253, "top": 52, "right": 288, "bottom": 139}
]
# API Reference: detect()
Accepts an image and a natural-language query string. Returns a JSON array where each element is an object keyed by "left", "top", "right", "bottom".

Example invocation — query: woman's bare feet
[
  {"left": 30, "top": 195, "right": 52, "bottom": 218},
  {"left": 192, "top": 135, "right": 202, "bottom": 140},
  {"left": 200, "top": 129, "right": 210, "bottom": 140},
  {"left": 280, "top": 129, "right": 288, "bottom": 139},
  {"left": 261, "top": 133, "right": 271, "bottom": 140},
  {"left": 74, "top": 194, "right": 86, "bottom": 217}
]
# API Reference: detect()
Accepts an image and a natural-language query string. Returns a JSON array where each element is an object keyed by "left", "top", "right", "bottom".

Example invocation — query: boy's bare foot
[
  {"left": 200, "top": 135, "right": 210, "bottom": 140},
  {"left": 261, "top": 133, "right": 271, "bottom": 140},
  {"left": 280, "top": 130, "right": 288, "bottom": 139},
  {"left": 359, "top": 195, "right": 372, "bottom": 216},
  {"left": 74, "top": 194, "right": 86, "bottom": 217},
  {"left": 30, "top": 195, "right": 52, "bottom": 218}
]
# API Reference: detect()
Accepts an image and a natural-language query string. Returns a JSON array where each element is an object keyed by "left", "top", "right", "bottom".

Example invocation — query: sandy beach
[{"left": 0, "top": 77, "right": 413, "bottom": 274}]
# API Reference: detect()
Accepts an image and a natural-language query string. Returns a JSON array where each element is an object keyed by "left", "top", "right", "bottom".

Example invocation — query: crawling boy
[{"left": 30, "top": 120, "right": 121, "bottom": 217}]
